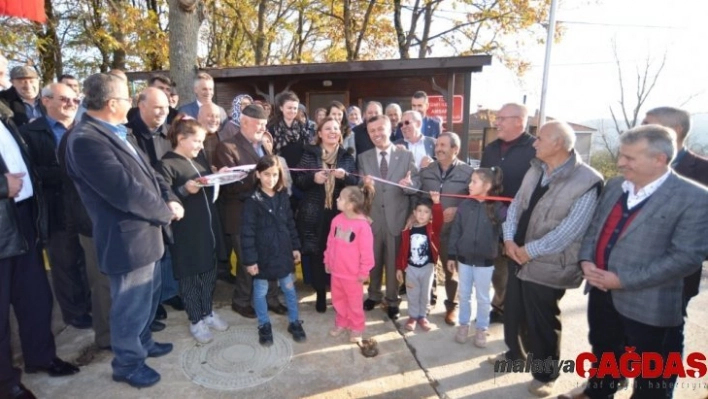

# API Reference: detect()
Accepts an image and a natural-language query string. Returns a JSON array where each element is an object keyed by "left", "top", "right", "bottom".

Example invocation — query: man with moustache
[
  {"left": 0, "top": 66, "right": 43, "bottom": 128},
  {"left": 20, "top": 83, "right": 93, "bottom": 330},
  {"left": 359, "top": 114, "right": 420, "bottom": 320},
  {"left": 419, "top": 132, "right": 474, "bottom": 325}
]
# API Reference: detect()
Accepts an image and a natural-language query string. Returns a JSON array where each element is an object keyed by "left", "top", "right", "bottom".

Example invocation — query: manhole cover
[{"left": 180, "top": 326, "right": 293, "bottom": 391}]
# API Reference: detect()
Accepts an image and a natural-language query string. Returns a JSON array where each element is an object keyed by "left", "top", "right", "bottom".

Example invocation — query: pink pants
[{"left": 331, "top": 275, "right": 366, "bottom": 333}]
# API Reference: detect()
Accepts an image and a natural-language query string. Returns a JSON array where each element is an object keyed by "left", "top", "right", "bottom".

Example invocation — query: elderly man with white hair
[{"left": 492, "top": 120, "right": 603, "bottom": 397}]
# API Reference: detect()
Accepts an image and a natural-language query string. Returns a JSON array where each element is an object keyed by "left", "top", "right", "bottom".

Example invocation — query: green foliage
[{"left": 590, "top": 151, "right": 621, "bottom": 180}]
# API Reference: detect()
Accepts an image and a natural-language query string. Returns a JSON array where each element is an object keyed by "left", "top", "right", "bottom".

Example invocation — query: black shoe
[
  {"left": 363, "top": 299, "right": 380, "bottom": 311},
  {"left": 232, "top": 304, "right": 257, "bottom": 319},
  {"left": 162, "top": 296, "right": 185, "bottom": 311},
  {"left": 67, "top": 314, "right": 93, "bottom": 329},
  {"left": 287, "top": 320, "right": 307, "bottom": 342},
  {"left": 489, "top": 310, "right": 504, "bottom": 324},
  {"left": 147, "top": 342, "right": 173, "bottom": 358},
  {"left": 25, "top": 357, "right": 80, "bottom": 377},
  {"left": 3, "top": 383, "right": 37, "bottom": 399},
  {"left": 315, "top": 290, "right": 326, "bottom": 313},
  {"left": 258, "top": 323, "right": 274, "bottom": 347},
  {"left": 267, "top": 302, "right": 288, "bottom": 315},
  {"left": 155, "top": 304, "right": 167, "bottom": 321},
  {"left": 430, "top": 292, "right": 437, "bottom": 306},
  {"left": 387, "top": 306, "right": 400, "bottom": 320},
  {"left": 150, "top": 320, "right": 166, "bottom": 332},
  {"left": 398, "top": 284, "right": 407, "bottom": 296}
]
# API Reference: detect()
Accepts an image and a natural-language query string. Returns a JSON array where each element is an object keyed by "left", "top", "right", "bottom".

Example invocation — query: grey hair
[
  {"left": 500, "top": 103, "right": 529, "bottom": 128},
  {"left": 543, "top": 120, "right": 576, "bottom": 151},
  {"left": 402, "top": 110, "right": 422, "bottom": 122},
  {"left": 83, "top": 73, "right": 124, "bottom": 111},
  {"left": 645, "top": 106, "right": 691, "bottom": 140},
  {"left": 40, "top": 84, "right": 54, "bottom": 98},
  {"left": 366, "top": 101, "right": 383, "bottom": 112},
  {"left": 439, "top": 131, "right": 461, "bottom": 149},
  {"left": 620, "top": 125, "right": 676, "bottom": 164},
  {"left": 386, "top": 103, "right": 402, "bottom": 115}
]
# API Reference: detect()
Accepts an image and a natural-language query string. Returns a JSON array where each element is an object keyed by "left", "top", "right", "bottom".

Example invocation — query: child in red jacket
[{"left": 396, "top": 191, "right": 442, "bottom": 332}]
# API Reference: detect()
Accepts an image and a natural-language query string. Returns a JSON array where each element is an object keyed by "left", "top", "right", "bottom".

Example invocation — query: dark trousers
[
  {"left": 438, "top": 228, "right": 458, "bottom": 310},
  {"left": 504, "top": 261, "right": 565, "bottom": 382},
  {"left": 0, "top": 200, "right": 56, "bottom": 393},
  {"left": 308, "top": 252, "right": 330, "bottom": 293},
  {"left": 490, "top": 252, "right": 508, "bottom": 313},
  {"left": 179, "top": 268, "right": 217, "bottom": 324},
  {"left": 584, "top": 288, "right": 683, "bottom": 399},
  {"left": 229, "top": 234, "right": 280, "bottom": 308},
  {"left": 79, "top": 234, "right": 111, "bottom": 348},
  {"left": 46, "top": 228, "right": 91, "bottom": 322}
]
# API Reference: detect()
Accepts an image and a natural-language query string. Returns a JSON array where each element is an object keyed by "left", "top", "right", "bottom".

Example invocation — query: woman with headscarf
[
  {"left": 218, "top": 94, "right": 253, "bottom": 142},
  {"left": 294, "top": 116, "right": 358, "bottom": 312}
]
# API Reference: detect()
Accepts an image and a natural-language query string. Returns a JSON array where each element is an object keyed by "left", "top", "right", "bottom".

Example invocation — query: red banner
[{"left": 0, "top": 0, "right": 47, "bottom": 23}]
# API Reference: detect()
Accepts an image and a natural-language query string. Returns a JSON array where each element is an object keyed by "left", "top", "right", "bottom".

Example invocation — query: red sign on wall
[{"left": 427, "top": 95, "right": 464, "bottom": 124}]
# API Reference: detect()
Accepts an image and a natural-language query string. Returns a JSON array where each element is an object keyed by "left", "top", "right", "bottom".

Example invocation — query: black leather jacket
[{"left": 0, "top": 103, "right": 47, "bottom": 259}]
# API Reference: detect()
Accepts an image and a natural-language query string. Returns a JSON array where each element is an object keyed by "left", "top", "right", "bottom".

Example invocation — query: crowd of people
[{"left": 1, "top": 57, "right": 707, "bottom": 399}]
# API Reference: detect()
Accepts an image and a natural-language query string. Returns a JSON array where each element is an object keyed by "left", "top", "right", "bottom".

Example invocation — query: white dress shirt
[
  {"left": 621, "top": 170, "right": 671, "bottom": 209},
  {"left": 0, "top": 121, "right": 33, "bottom": 201},
  {"left": 405, "top": 137, "right": 427, "bottom": 170}
]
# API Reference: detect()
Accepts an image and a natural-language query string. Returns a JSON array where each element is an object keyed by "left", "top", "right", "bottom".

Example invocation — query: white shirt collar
[
  {"left": 377, "top": 144, "right": 393, "bottom": 156},
  {"left": 621, "top": 170, "right": 671, "bottom": 209}
]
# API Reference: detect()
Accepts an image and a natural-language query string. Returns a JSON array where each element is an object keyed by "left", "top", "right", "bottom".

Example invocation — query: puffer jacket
[
  {"left": 240, "top": 188, "right": 301, "bottom": 280},
  {"left": 294, "top": 144, "right": 358, "bottom": 254}
]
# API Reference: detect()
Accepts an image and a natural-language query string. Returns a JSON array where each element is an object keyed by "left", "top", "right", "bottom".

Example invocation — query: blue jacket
[
  {"left": 241, "top": 188, "right": 301, "bottom": 280},
  {"left": 421, "top": 116, "right": 442, "bottom": 138}
]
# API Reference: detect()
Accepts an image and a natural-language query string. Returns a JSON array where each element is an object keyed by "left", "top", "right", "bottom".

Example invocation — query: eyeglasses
[
  {"left": 47, "top": 95, "right": 80, "bottom": 105},
  {"left": 402, "top": 120, "right": 413, "bottom": 125},
  {"left": 496, "top": 115, "right": 521, "bottom": 121}
]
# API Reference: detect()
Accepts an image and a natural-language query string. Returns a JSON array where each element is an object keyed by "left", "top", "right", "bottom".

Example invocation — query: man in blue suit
[
  {"left": 177, "top": 72, "right": 227, "bottom": 122},
  {"left": 66, "top": 73, "right": 184, "bottom": 388},
  {"left": 411, "top": 91, "right": 442, "bottom": 139}
]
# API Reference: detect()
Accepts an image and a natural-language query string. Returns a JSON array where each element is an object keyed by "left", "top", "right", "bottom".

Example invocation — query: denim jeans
[
  {"left": 159, "top": 248, "right": 179, "bottom": 302},
  {"left": 253, "top": 273, "right": 299, "bottom": 326},
  {"left": 108, "top": 262, "right": 162, "bottom": 376},
  {"left": 457, "top": 263, "right": 494, "bottom": 330}
]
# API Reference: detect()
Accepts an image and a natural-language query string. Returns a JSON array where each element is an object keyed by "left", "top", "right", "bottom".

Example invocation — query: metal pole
[{"left": 538, "top": 0, "right": 559, "bottom": 127}]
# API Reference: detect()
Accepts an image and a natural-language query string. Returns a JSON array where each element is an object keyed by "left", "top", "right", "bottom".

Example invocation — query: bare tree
[{"left": 169, "top": 0, "right": 205, "bottom": 106}]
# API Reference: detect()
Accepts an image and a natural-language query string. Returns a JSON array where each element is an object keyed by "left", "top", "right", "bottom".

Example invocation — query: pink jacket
[{"left": 324, "top": 213, "right": 375, "bottom": 281}]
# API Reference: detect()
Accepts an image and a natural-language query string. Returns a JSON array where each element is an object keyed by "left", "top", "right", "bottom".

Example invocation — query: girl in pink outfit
[{"left": 324, "top": 182, "right": 375, "bottom": 343}]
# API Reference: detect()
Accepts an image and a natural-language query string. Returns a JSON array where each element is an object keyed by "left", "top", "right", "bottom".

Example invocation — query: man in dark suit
[
  {"left": 480, "top": 103, "right": 537, "bottom": 324},
  {"left": 559, "top": 125, "right": 708, "bottom": 399},
  {"left": 642, "top": 106, "right": 708, "bottom": 310},
  {"left": 66, "top": 73, "right": 183, "bottom": 388},
  {"left": 1, "top": 101, "right": 79, "bottom": 399},
  {"left": 411, "top": 91, "right": 442, "bottom": 139},
  {"left": 126, "top": 74, "right": 178, "bottom": 124},
  {"left": 177, "top": 72, "right": 227, "bottom": 122},
  {"left": 213, "top": 104, "right": 287, "bottom": 319},
  {"left": 353, "top": 101, "right": 382, "bottom": 156},
  {"left": 20, "top": 83, "right": 93, "bottom": 330},
  {"left": 359, "top": 114, "right": 420, "bottom": 320},
  {"left": 0, "top": 66, "right": 43, "bottom": 128},
  {"left": 395, "top": 110, "right": 436, "bottom": 170}
]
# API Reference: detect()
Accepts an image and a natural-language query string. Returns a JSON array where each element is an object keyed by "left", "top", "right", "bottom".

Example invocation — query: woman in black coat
[
  {"left": 156, "top": 116, "right": 228, "bottom": 344},
  {"left": 295, "top": 116, "right": 358, "bottom": 312}
]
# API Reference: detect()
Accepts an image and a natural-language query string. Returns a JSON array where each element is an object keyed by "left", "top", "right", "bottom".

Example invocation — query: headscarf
[{"left": 230, "top": 94, "right": 253, "bottom": 127}]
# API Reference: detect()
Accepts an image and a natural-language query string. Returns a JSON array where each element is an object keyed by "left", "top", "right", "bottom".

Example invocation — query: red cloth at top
[{"left": 0, "top": 0, "right": 46, "bottom": 23}]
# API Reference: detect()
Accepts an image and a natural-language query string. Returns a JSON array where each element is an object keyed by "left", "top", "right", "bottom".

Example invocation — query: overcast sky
[{"left": 467, "top": 0, "right": 708, "bottom": 123}]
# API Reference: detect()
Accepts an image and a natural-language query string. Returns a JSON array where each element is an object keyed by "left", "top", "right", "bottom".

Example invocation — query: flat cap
[
  {"left": 241, "top": 104, "right": 268, "bottom": 120},
  {"left": 10, "top": 66, "right": 38, "bottom": 80}
]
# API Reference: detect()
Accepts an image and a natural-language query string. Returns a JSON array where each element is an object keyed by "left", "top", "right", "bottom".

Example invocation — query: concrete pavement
[{"left": 14, "top": 266, "right": 708, "bottom": 399}]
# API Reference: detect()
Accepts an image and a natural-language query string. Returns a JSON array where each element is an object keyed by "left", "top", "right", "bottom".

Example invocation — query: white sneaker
[
  {"left": 204, "top": 311, "right": 229, "bottom": 332},
  {"left": 190, "top": 320, "right": 214, "bottom": 344}
]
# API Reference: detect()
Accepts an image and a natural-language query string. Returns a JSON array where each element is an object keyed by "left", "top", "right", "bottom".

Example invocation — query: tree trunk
[
  {"left": 254, "top": 0, "right": 267, "bottom": 65},
  {"left": 36, "top": 0, "right": 61, "bottom": 82},
  {"left": 393, "top": 0, "right": 408, "bottom": 59},
  {"left": 169, "top": 0, "right": 201, "bottom": 106}
]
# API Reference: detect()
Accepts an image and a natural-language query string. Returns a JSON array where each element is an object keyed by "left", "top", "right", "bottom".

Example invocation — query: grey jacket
[{"left": 579, "top": 173, "right": 708, "bottom": 327}]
